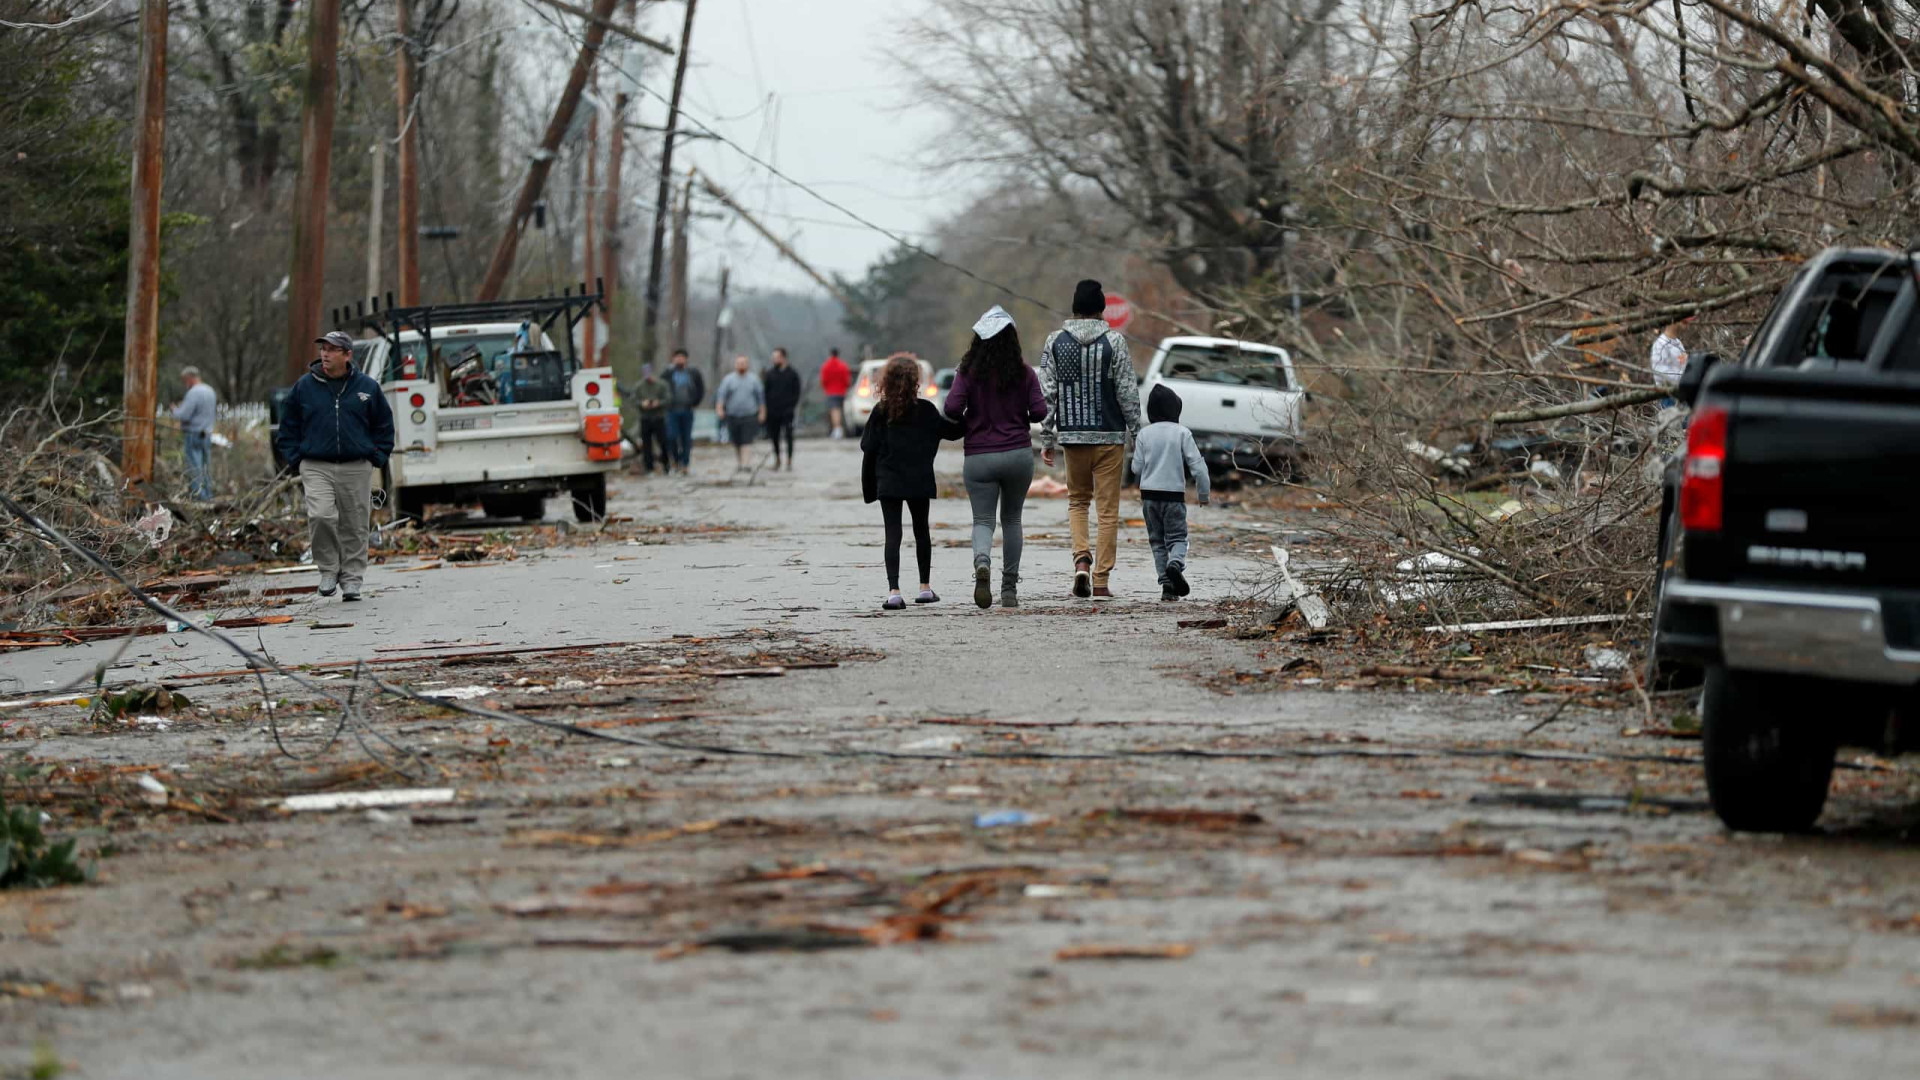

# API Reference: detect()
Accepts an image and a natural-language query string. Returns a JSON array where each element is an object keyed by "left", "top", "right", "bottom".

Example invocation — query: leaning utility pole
[
  {"left": 665, "top": 168, "right": 691, "bottom": 354},
  {"left": 285, "top": 0, "right": 345, "bottom": 383},
  {"left": 395, "top": 0, "right": 422, "bottom": 306},
  {"left": 121, "top": 0, "right": 168, "bottom": 484},
  {"left": 476, "top": 0, "right": 622, "bottom": 302},
  {"left": 695, "top": 169, "right": 865, "bottom": 317},
  {"left": 638, "top": 0, "right": 697, "bottom": 374}
]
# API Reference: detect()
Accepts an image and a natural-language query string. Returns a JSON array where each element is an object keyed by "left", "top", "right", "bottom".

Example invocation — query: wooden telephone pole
[
  {"left": 600, "top": 87, "right": 627, "bottom": 367},
  {"left": 285, "top": 0, "right": 345, "bottom": 383},
  {"left": 665, "top": 168, "right": 691, "bottom": 355},
  {"left": 583, "top": 85, "right": 599, "bottom": 362},
  {"left": 395, "top": 0, "right": 422, "bottom": 306},
  {"left": 638, "top": 0, "right": 697, "bottom": 374},
  {"left": 476, "top": 0, "right": 622, "bottom": 302},
  {"left": 121, "top": 0, "right": 168, "bottom": 483}
]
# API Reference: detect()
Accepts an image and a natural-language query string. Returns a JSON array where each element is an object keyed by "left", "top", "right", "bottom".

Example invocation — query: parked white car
[
  {"left": 848, "top": 357, "right": 936, "bottom": 434},
  {"left": 1137, "top": 336, "right": 1303, "bottom": 478}
]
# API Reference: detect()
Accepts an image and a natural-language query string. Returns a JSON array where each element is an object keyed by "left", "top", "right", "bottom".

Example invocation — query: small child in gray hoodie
[{"left": 1132, "top": 384, "right": 1210, "bottom": 600}]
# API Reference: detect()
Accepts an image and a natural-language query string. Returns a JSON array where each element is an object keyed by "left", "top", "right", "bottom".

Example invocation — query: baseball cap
[{"left": 315, "top": 330, "right": 355, "bottom": 351}]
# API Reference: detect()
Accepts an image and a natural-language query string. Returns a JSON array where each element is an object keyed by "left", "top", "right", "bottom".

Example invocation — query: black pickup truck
[{"left": 1652, "top": 246, "right": 1920, "bottom": 832}]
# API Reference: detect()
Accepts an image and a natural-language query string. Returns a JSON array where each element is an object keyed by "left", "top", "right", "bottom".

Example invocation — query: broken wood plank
[
  {"left": 263, "top": 585, "right": 318, "bottom": 596},
  {"left": 157, "top": 641, "right": 639, "bottom": 683},
  {"left": 1423, "top": 613, "right": 1646, "bottom": 634},
  {"left": 1055, "top": 943, "right": 1195, "bottom": 962},
  {"left": 1271, "top": 546, "right": 1331, "bottom": 629},
  {"left": 1359, "top": 665, "right": 1501, "bottom": 683},
  {"left": 211, "top": 615, "right": 296, "bottom": 629}
]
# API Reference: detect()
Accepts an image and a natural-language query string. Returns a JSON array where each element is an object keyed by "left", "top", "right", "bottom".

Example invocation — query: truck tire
[
  {"left": 395, "top": 490, "right": 426, "bottom": 526},
  {"left": 480, "top": 496, "right": 518, "bottom": 521},
  {"left": 518, "top": 494, "right": 546, "bottom": 523},
  {"left": 1701, "top": 665, "right": 1835, "bottom": 833},
  {"left": 572, "top": 476, "right": 607, "bottom": 523}
]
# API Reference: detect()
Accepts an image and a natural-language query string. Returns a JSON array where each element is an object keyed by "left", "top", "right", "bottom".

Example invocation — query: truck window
[
  {"left": 1161, "top": 345, "right": 1292, "bottom": 390},
  {"left": 1768, "top": 265, "right": 1904, "bottom": 368},
  {"left": 395, "top": 334, "right": 579, "bottom": 406}
]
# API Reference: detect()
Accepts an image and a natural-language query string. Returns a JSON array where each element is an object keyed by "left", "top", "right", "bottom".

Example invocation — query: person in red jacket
[{"left": 819, "top": 348, "right": 853, "bottom": 438}]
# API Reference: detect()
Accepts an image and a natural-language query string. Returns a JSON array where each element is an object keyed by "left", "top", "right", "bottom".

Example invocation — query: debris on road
[
  {"left": 1055, "top": 943, "right": 1195, "bottom": 961},
  {"left": 1271, "top": 546, "right": 1330, "bottom": 628},
  {"left": 975, "top": 810, "right": 1044, "bottom": 828},
  {"left": 281, "top": 789, "right": 457, "bottom": 812}
]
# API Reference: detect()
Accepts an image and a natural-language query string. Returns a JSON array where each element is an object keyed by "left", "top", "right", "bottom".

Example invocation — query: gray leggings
[{"left": 962, "top": 448, "right": 1034, "bottom": 582}]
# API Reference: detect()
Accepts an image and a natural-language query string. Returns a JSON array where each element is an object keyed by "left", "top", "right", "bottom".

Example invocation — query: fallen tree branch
[{"left": 1490, "top": 387, "right": 1666, "bottom": 423}]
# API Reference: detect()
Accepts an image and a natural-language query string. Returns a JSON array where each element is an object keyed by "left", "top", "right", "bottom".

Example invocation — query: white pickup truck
[
  {"left": 331, "top": 293, "right": 621, "bottom": 523},
  {"left": 1137, "top": 335, "right": 1304, "bottom": 479}
]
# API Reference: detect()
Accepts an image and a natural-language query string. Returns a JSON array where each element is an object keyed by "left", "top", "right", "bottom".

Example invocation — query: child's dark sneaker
[
  {"left": 1161, "top": 586, "right": 1179, "bottom": 601},
  {"left": 1072, "top": 558, "right": 1092, "bottom": 598},
  {"left": 883, "top": 594, "right": 907, "bottom": 610},
  {"left": 1166, "top": 561, "right": 1190, "bottom": 596},
  {"left": 915, "top": 589, "right": 940, "bottom": 604},
  {"left": 1000, "top": 587, "right": 1019, "bottom": 608},
  {"left": 974, "top": 565, "right": 992, "bottom": 609}
]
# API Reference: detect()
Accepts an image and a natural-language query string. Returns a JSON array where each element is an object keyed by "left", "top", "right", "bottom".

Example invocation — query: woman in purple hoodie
[{"left": 944, "top": 306, "right": 1048, "bottom": 609}]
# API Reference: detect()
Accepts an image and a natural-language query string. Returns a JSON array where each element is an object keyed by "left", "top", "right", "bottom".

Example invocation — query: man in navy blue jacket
[{"left": 275, "top": 331, "right": 395, "bottom": 601}]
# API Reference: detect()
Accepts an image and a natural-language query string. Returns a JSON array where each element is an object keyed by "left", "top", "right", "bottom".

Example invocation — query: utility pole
[
  {"left": 600, "top": 87, "right": 627, "bottom": 366},
  {"left": 709, "top": 264, "right": 729, "bottom": 383},
  {"left": 121, "top": 0, "right": 168, "bottom": 484},
  {"left": 638, "top": 0, "right": 697, "bottom": 377},
  {"left": 395, "top": 0, "right": 422, "bottom": 306},
  {"left": 365, "top": 140, "right": 384, "bottom": 301},
  {"left": 666, "top": 168, "right": 691, "bottom": 355},
  {"left": 695, "top": 169, "right": 865, "bottom": 318},
  {"left": 583, "top": 88, "right": 599, "bottom": 363},
  {"left": 477, "top": 0, "right": 622, "bottom": 303},
  {"left": 285, "top": 0, "right": 345, "bottom": 383}
]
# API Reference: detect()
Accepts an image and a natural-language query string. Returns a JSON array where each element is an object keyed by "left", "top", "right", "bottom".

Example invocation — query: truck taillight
[
  {"left": 1679, "top": 405, "right": 1727, "bottom": 533},
  {"left": 585, "top": 381, "right": 600, "bottom": 397},
  {"left": 409, "top": 392, "right": 426, "bottom": 408}
]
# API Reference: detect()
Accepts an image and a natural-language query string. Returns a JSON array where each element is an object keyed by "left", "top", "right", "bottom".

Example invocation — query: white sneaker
[{"left": 318, "top": 573, "right": 338, "bottom": 597}]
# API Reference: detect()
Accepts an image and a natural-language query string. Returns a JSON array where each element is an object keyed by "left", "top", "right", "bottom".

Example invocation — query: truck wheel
[
  {"left": 480, "top": 496, "right": 517, "bottom": 521},
  {"left": 1701, "top": 665, "right": 1835, "bottom": 833},
  {"left": 395, "top": 490, "right": 426, "bottom": 526},
  {"left": 518, "top": 494, "right": 546, "bottom": 523},
  {"left": 572, "top": 477, "right": 607, "bottom": 523}
]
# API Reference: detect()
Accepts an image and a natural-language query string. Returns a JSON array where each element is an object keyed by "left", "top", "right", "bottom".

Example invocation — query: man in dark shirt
[{"left": 762, "top": 347, "right": 803, "bottom": 470}]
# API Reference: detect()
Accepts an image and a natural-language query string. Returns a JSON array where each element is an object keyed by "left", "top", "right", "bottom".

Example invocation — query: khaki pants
[
  {"left": 1065, "top": 444, "right": 1125, "bottom": 587},
  {"left": 301, "top": 459, "right": 374, "bottom": 593}
]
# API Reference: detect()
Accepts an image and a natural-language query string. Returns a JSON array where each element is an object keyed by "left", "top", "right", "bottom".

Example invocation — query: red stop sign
[{"left": 1102, "top": 293, "right": 1132, "bottom": 331}]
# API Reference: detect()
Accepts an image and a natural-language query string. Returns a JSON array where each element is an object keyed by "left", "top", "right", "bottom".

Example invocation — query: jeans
[
  {"left": 766, "top": 413, "right": 795, "bottom": 461},
  {"left": 880, "top": 497, "right": 931, "bottom": 591},
  {"left": 182, "top": 430, "right": 212, "bottom": 500},
  {"left": 665, "top": 408, "right": 695, "bottom": 468},
  {"left": 962, "top": 448, "right": 1032, "bottom": 584},
  {"left": 300, "top": 459, "right": 374, "bottom": 593},
  {"left": 1065, "top": 443, "right": 1125, "bottom": 586},
  {"left": 1143, "top": 499, "right": 1189, "bottom": 586},
  {"left": 638, "top": 415, "right": 671, "bottom": 472}
]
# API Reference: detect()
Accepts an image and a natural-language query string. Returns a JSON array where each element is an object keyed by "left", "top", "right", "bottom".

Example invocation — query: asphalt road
[{"left": 3, "top": 436, "right": 1918, "bottom": 1079}]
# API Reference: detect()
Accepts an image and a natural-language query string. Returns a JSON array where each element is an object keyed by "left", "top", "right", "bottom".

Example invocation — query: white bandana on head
[{"left": 971, "top": 305, "right": 1014, "bottom": 341}]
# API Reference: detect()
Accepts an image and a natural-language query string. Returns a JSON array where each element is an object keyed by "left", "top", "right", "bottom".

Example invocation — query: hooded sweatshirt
[
  {"left": 275, "top": 360, "right": 394, "bottom": 471},
  {"left": 1038, "top": 318, "right": 1139, "bottom": 449},
  {"left": 1131, "top": 384, "right": 1209, "bottom": 504}
]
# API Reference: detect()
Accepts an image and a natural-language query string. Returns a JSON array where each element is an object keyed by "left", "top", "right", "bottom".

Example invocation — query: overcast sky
[{"left": 629, "top": 0, "right": 970, "bottom": 303}]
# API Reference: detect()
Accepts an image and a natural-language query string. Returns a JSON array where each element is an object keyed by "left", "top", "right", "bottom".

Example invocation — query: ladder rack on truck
[{"left": 329, "top": 283, "right": 622, "bottom": 524}]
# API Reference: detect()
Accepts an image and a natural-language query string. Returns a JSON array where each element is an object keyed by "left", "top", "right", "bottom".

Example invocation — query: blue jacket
[{"left": 276, "top": 361, "right": 395, "bottom": 471}]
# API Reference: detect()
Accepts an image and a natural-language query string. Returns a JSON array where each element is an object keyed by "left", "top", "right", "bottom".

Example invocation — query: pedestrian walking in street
[
  {"left": 171, "top": 366, "right": 218, "bottom": 501},
  {"left": 944, "top": 305, "right": 1047, "bottom": 609},
  {"left": 663, "top": 349, "right": 705, "bottom": 474},
  {"left": 1038, "top": 278, "right": 1140, "bottom": 601},
  {"left": 632, "top": 363, "right": 672, "bottom": 476},
  {"left": 861, "top": 354, "right": 963, "bottom": 610},
  {"left": 763, "top": 347, "right": 803, "bottom": 470},
  {"left": 274, "top": 331, "right": 394, "bottom": 602},
  {"left": 1132, "top": 384, "right": 1210, "bottom": 601},
  {"left": 716, "top": 354, "right": 766, "bottom": 472},
  {"left": 819, "top": 347, "right": 852, "bottom": 438}
]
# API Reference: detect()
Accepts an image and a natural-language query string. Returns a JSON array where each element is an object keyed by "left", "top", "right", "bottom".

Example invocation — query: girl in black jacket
[{"left": 861, "top": 355, "right": 963, "bottom": 609}]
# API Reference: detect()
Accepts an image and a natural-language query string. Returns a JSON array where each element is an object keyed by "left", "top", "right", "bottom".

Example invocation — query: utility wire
[{"left": 0, "top": 0, "right": 116, "bottom": 31}]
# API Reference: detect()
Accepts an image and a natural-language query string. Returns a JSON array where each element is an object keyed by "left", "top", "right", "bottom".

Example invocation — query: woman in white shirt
[{"left": 1650, "top": 320, "right": 1690, "bottom": 388}]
